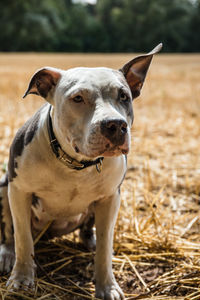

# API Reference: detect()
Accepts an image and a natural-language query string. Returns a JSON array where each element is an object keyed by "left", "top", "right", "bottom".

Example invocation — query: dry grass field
[{"left": 0, "top": 52, "right": 200, "bottom": 300}]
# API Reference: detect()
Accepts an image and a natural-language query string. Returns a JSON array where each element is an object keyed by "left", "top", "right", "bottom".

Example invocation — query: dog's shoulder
[{"left": 8, "top": 104, "right": 48, "bottom": 182}]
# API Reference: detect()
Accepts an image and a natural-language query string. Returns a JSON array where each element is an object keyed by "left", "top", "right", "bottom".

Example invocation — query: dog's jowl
[{"left": 0, "top": 44, "right": 162, "bottom": 299}]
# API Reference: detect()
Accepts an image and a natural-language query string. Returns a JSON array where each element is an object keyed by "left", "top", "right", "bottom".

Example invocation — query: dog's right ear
[{"left": 23, "top": 67, "right": 61, "bottom": 103}]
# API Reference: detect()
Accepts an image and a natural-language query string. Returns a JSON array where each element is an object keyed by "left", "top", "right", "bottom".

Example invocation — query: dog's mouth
[
  {"left": 73, "top": 142, "right": 129, "bottom": 159},
  {"left": 101, "top": 143, "right": 129, "bottom": 157},
  {"left": 71, "top": 133, "right": 130, "bottom": 159}
]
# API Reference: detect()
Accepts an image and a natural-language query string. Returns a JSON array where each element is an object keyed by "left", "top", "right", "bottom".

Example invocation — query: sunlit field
[{"left": 0, "top": 53, "right": 200, "bottom": 299}]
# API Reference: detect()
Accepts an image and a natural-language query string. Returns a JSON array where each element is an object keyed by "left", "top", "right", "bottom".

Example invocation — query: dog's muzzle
[{"left": 100, "top": 119, "right": 128, "bottom": 146}]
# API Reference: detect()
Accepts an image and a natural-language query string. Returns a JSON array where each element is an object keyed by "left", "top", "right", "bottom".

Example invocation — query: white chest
[{"left": 16, "top": 154, "right": 126, "bottom": 220}]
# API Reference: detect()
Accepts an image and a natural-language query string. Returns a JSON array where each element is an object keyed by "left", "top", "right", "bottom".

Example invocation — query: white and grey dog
[{"left": 0, "top": 44, "right": 162, "bottom": 299}]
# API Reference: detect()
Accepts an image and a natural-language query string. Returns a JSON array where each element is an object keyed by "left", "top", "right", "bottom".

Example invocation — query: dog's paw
[
  {"left": 0, "top": 243, "right": 15, "bottom": 274},
  {"left": 95, "top": 282, "right": 125, "bottom": 300},
  {"left": 6, "top": 262, "right": 35, "bottom": 290}
]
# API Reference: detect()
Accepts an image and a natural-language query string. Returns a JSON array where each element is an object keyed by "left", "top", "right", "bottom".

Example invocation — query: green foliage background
[{"left": 0, "top": 0, "right": 199, "bottom": 52}]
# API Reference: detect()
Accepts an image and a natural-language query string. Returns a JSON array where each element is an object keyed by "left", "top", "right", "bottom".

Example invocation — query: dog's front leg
[
  {"left": 7, "top": 183, "right": 35, "bottom": 289},
  {"left": 94, "top": 191, "right": 124, "bottom": 300}
]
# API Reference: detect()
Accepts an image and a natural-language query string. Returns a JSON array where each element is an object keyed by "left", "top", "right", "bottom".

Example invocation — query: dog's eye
[
  {"left": 119, "top": 91, "right": 129, "bottom": 102},
  {"left": 72, "top": 95, "right": 84, "bottom": 103}
]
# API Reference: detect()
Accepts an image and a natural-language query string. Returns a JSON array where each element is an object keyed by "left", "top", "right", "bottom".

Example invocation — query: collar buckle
[{"left": 58, "top": 148, "right": 84, "bottom": 169}]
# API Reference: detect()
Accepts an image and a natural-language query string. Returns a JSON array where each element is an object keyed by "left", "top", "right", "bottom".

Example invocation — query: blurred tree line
[{"left": 0, "top": 0, "right": 199, "bottom": 52}]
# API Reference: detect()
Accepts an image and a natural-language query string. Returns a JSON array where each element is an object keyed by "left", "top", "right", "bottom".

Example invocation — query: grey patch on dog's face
[
  {"left": 120, "top": 93, "right": 134, "bottom": 125},
  {"left": 8, "top": 105, "right": 44, "bottom": 182}
]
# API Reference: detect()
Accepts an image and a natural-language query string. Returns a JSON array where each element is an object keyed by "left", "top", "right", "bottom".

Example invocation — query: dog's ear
[
  {"left": 23, "top": 67, "right": 61, "bottom": 103},
  {"left": 120, "top": 43, "right": 162, "bottom": 99}
]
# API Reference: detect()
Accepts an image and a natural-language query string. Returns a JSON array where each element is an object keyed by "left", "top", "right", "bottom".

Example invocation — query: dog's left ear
[
  {"left": 120, "top": 43, "right": 162, "bottom": 99},
  {"left": 23, "top": 67, "right": 61, "bottom": 103}
]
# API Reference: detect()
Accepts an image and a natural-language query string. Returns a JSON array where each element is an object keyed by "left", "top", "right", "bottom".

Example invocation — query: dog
[{"left": 0, "top": 44, "right": 162, "bottom": 299}]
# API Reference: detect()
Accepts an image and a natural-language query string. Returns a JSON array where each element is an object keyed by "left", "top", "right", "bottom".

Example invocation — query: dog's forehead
[{"left": 60, "top": 67, "right": 127, "bottom": 89}]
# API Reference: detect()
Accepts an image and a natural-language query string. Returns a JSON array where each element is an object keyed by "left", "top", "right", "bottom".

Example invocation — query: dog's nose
[{"left": 100, "top": 119, "right": 128, "bottom": 146}]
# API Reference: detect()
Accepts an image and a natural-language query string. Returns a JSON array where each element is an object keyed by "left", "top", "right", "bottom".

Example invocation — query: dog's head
[{"left": 24, "top": 44, "right": 162, "bottom": 159}]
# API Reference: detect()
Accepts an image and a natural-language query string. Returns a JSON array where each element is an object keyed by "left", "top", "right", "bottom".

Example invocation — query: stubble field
[{"left": 0, "top": 53, "right": 200, "bottom": 300}]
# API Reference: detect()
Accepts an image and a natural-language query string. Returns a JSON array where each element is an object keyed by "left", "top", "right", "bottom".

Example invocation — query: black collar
[{"left": 47, "top": 106, "right": 104, "bottom": 172}]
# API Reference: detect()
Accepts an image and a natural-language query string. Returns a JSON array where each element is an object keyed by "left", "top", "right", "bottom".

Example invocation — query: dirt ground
[{"left": 0, "top": 53, "right": 200, "bottom": 299}]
